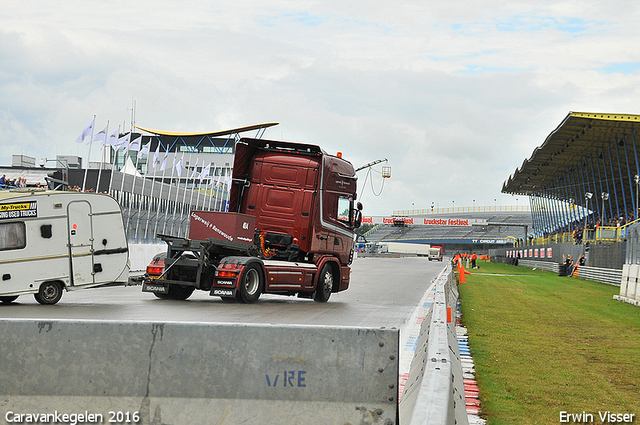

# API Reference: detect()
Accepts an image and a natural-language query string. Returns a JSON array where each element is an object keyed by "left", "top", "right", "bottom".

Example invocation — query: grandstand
[
  {"left": 490, "top": 111, "right": 640, "bottom": 276},
  {"left": 362, "top": 209, "right": 532, "bottom": 253}
]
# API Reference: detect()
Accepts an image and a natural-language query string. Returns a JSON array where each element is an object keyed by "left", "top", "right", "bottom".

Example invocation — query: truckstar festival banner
[{"left": 361, "top": 216, "right": 486, "bottom": 226}]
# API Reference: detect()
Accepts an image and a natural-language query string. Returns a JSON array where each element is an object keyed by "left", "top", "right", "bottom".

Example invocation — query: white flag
[
  {"left": 129, "top": 135, "right": 142, "bottom": 152},
  {"left": 93, "top": 124, "right": 107, "bottom": 146},
  {"left": 137, "top": 142, "right": 150, "bottom": 159},
  {"left": 190, "top": 158, "right": 200, "bottom": 179},
  {"left": 160, "top": 153, "right": 168, "bottom": 171},
  {"left": 117, "top": 133, "right": 130, "bottom": 151},
  {"left": 199, "top": 162, "right": 211, "bottom": 181},
  {"left": 106, "top": 129, "right": 119, "bottom": 147},
  {"left": 76, "top": 117, "right": 95, "bottom": 144},
  {"left": 152, "top": 144, "right": 160, "bottom": 167},
  {"left": 175, "top": 153, "right": 184, "bottom": 176}
]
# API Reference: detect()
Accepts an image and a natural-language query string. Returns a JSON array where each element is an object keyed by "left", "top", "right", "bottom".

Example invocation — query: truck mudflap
[
  {"left": 211, "top": 287, "right": 237, "bottom": 298},
  {"left": 142, "top": 282, "right": 169, "bottom": 294}
]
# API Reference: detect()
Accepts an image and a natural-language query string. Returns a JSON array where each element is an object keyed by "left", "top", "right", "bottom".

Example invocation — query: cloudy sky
[{"left": 2, "top": 1, "right": 640, "bottom": 215}]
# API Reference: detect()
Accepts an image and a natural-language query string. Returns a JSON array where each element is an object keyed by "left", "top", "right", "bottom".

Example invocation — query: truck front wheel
[
  {"left": 314, "top": 264, "right": 333, "bottom": 303},
  {"left": 34, "top": 281, "right": 63, "bottom": 305},
  {"left": 238, "top": 264, "right": 263, "bottom": 303}
]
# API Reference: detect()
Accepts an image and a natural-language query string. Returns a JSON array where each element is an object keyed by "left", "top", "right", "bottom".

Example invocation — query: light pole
[
  {"left": 584, "top": 192, "right": 593, "bottom": 228},
  {"left": 601, "top": 192, "right": 609, "bottom": 223},
  {"left": 635, "top": 174, "right": 639, "bottom": 220}
]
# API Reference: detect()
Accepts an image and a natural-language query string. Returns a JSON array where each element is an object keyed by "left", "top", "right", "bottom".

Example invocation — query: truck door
[{"left": 67, "top": 200, "right": 95, "bottom": 286}]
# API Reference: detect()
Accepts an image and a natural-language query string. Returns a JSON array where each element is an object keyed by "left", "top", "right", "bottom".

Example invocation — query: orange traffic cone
[{"left": 459, "top": 264, "right": 472, "bottom": 283}]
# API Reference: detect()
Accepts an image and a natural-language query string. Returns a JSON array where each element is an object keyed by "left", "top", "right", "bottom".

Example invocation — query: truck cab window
[
  {"left": 337, "top": 196, "right": 351, "bottom": 225},
  {"left": 0, "top": 222, "right": 26, "bottom": 251}
]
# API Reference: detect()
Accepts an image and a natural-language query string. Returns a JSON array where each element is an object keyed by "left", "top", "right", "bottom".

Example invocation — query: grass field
[{"left": 458, "top": 261, "right": 640, "bottom": 425}]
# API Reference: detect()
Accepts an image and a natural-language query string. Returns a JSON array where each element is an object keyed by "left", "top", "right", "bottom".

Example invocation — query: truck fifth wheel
[{"left": 142, "top": 138, "right": 362, "bottom": 303}]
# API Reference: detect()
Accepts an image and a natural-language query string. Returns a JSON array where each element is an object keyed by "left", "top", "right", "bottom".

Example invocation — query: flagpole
[
  {"left": 207, "top": 166, "right": 217, "bottom": 211},
  {"left": 152, "top": 143, "right": 169, "bottom": 241},
  {"left": 187, "top": 158, "right": 199, "bottom": 224},
  {"left": 118, "top": 135, "right": 130, "bottom": 200},
  {"left": 134, "top": 141, "right": 151, "bottom": 242},
  {"left": 169, "top": 153, "right": 185, "bottom": 236},
  {"left": 215, "top": 168, "right": 224, "bottom": 211},
  {"left": 107, "top": 126, "right": 121, "bottom": 197},
  {"left": 96, "top": 121, "right": 109, "bottom": 193},
  {"left": 161, "top": 151, "right": 177, "bottom": 236},
  {"left": 142, "top": 142, "right": 159, "bottom": 243},
  {"left": 125, "top": 136, "right": 143, "bottom": 241},
  {"left": 171, "top": 152, "right": 193, "bottom": 237},
  {"left": 82, "top": 115, "right": 96, "bottom": 191},
  {"left": 195, "top": 160, "right": 208, "bottom": 212}
]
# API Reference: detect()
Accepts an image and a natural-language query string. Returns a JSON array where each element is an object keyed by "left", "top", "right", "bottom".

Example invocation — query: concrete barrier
[
  {"left": 399, "top": 267, "right": 468, "bottom": 425},
  {"left": 0, "top": 320, "right": 398, "bottom": 425}
]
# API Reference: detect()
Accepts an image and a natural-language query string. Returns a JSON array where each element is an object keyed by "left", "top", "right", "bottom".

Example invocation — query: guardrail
[
  {"left": 576, "top": 265, "right": 621, "bottom": 286},
  {"left": 400, "top": 266, "right": 469, "bottom": 425}
]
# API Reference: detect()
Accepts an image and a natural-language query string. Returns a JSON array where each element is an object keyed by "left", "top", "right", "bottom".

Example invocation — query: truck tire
[
  {"left": 166, "top": 285, "right": 195, "bottom": 301},
  {"left": 314, "top": 264, "right": 333, "bottom": 303},
  {"left": 0, "top": 296, "right": 18, "bottom": 303},
  {"left": 238, "top": 263, "right": 263, "bottom": 303},
  {"left": 34, "top": 281, "right": 63, "bottom": 305}
]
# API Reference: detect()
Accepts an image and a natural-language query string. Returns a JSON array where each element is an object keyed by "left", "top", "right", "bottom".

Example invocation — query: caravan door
[{"left": 67, "top": 200, "right": 95, "bottom": 286}]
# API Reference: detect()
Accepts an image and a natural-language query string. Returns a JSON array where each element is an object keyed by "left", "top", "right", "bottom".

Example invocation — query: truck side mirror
[
  {"left": 353, "top": 210, "right": 362, "bottom": 228},
  {"left": 353, "top": 203, "right": 363, "bottom": 228}
]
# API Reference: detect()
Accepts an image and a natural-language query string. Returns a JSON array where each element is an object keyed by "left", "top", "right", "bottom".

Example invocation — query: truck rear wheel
[
  {"left": 314, "top": 264, "right": 333, "bottom": 303},
  {"left": 34, "top": 281, "right": 63, "bottom": 305},
  {"left": 166, "top": 285, "right": 195, "bottom": 300},
  {"left": 238, "top": 263, "right": 263, "bottom": 303}
]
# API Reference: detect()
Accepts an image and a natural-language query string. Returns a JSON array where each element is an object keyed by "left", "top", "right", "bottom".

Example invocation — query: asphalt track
[{"left": 0, "top": 256, "right": 445, "bottom": 330}]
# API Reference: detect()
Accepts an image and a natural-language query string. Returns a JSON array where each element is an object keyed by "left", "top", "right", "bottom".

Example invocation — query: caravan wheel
[
  {"left": 0, "top": 296, "right": 18, "bottom": 304},
  {"left": 35, "top": 281, "right": 64, "bottom": 305}
]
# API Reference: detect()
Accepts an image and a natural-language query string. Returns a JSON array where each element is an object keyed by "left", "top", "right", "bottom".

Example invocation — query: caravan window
[{"left": 0, "top": 222, "right": 26, "bottom": 251}]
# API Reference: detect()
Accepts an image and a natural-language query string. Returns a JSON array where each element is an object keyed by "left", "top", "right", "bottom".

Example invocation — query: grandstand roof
[
  {"left": 502, "top": 112, "right": 640, "bottom": 198},
  {"left": 136, "top": 123, "right": 279, "bottom": 137}
]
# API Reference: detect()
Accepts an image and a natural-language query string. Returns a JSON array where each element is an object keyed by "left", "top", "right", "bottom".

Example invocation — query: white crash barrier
[
  {"left": 399, "top": 266, "right": 469, "bottom": 425},
  {"left": 0, "top": 320, "right": 399, "bottom": 425},
  {"left": 615, "top": 263, "right": 640, "bottom": 306}
]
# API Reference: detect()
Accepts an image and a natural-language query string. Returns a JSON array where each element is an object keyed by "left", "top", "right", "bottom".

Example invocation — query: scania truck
[{"left": 142, "top": 137, "right": 362, "bottom": 303}]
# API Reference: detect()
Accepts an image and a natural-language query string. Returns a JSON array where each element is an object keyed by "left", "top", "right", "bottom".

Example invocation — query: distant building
[{"left": 0, "top": 123, "right": 278, "bottom": 243}]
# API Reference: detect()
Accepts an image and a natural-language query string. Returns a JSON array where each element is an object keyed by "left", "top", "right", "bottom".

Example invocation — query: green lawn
[{"left": 459, "top": 261, "right": 640, "bottom": 425}]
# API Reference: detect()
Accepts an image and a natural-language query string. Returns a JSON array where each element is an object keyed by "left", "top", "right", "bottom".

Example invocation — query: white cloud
[{"left": 2, "top": 1, "right": 640, "bottom": 215}]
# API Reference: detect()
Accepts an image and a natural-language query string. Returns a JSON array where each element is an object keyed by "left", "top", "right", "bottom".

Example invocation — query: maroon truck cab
[{"left": 143, "top": 138, "right": 362, "bottom": 303}]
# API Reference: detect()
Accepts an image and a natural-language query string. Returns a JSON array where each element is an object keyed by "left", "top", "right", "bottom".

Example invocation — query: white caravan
[{"left": 0, "top": 189, "right": 129, "bottom": 304}]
